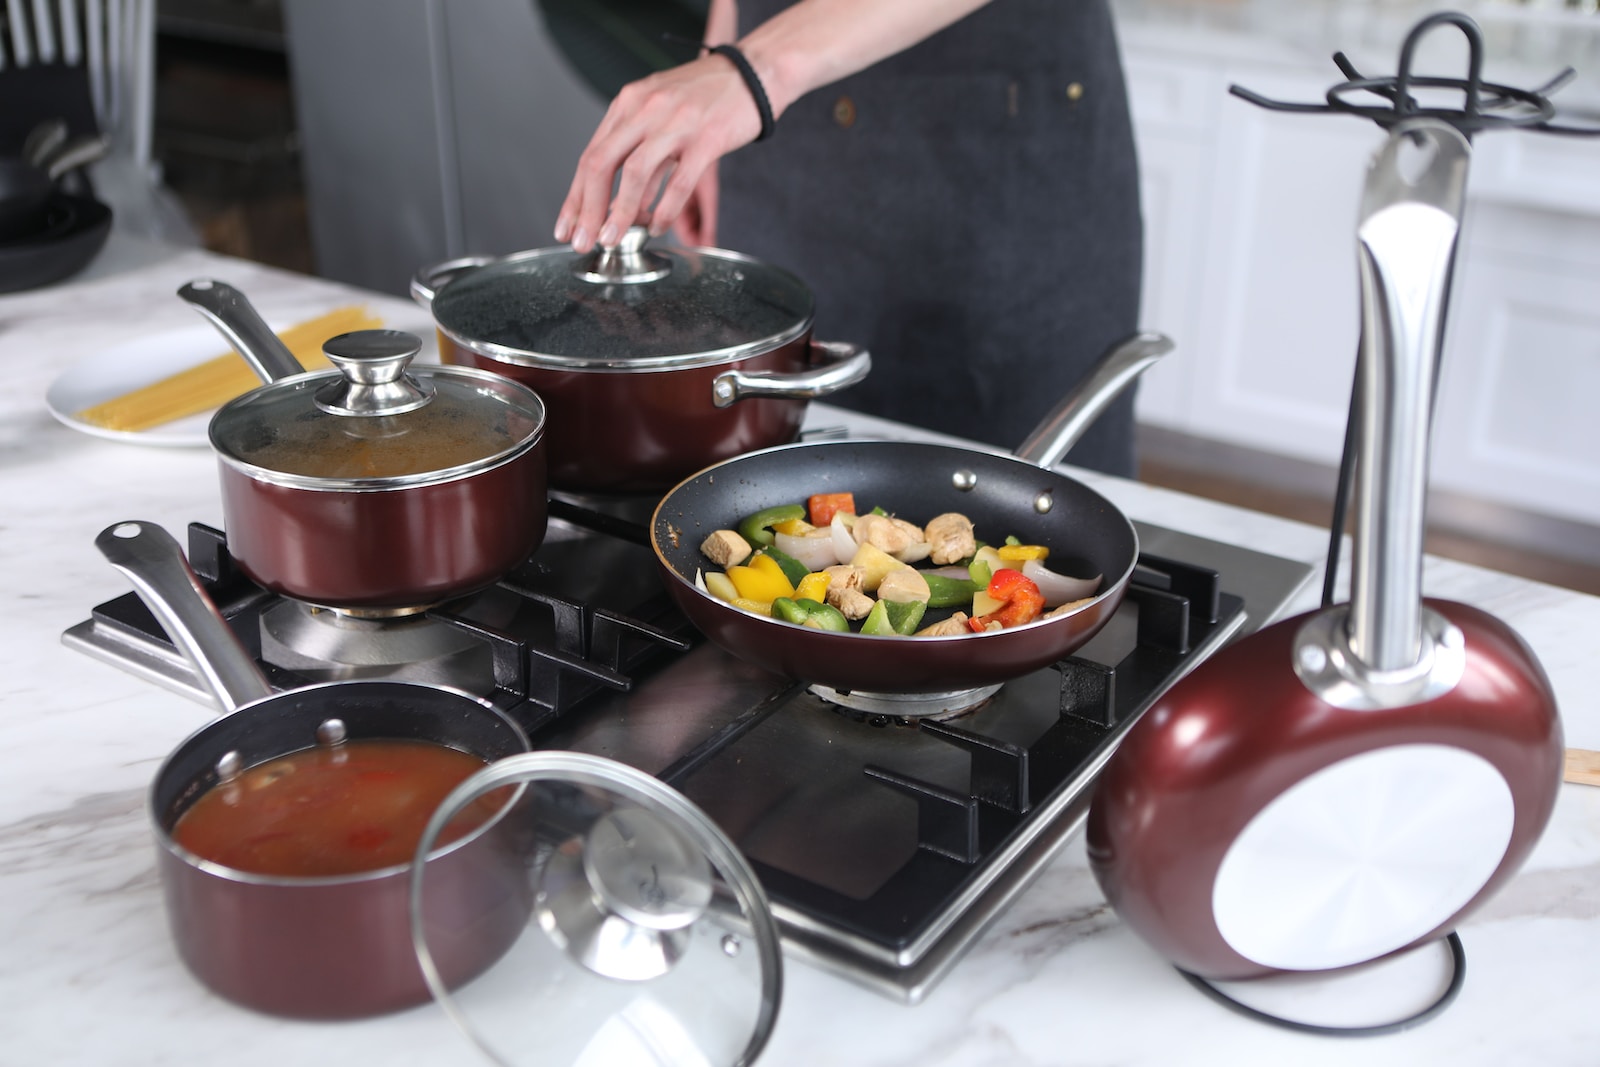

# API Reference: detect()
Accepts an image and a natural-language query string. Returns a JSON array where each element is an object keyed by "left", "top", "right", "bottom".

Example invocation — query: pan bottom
[{"left": 809, "top": 684, "right": 1002, "bottom": 721}]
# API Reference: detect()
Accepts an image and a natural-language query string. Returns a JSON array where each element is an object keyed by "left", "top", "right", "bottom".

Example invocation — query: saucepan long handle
[
  {"left": 95, "top": 521, "right": 273, "bottom": 713},
  {"left": 1014, "top": 331, "right": 1173, "bottom": 470},
  {"left": 178, "top": 279, "right": 305, "bottom": 384}
]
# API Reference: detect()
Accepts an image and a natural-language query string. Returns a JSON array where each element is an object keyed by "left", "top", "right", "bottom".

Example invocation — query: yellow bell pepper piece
[
  {"left": 732, "top": 597, "right": 773, "bottom": 617},
  {"left": 794, "top": 571, "right": 830, "bottom": 603},
  {"left": 772, "top": 517, "right": 815, "bottom": 536},
  {"left": 727, "top": 555, "right": 796, "bottom": 603},
  {"left": 998, "top": 544, "right": 1050, "bottom": 562}
]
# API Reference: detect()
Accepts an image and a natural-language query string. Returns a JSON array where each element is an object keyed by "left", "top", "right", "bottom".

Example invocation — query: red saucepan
[
  {"left": 96, "top": 520, "right": 532, "bottom": 1019},
  {"left": 411, "top": 226, "right": 871, "bottom": 493},
  {"left": 1087, "top": 120, "right": 1564, "bottom": 981},
  {"left": 180, "top": 280, "right": 548, "bottom": 613},
  {"left": 649, "top": 332, "right": 1171, "bottom": 701}
]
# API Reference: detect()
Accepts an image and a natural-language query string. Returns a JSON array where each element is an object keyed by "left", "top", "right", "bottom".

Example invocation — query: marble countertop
[{"left": 3, "top": 245, "right": 1599, "bottom": 1065}]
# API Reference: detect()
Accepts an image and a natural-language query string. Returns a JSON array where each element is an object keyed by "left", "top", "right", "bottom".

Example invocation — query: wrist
[{"left": 735, "top": 36, "right": 800, "bottom": 120}]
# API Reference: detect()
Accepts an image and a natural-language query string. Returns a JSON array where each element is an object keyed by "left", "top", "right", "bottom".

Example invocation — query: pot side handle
[
  {"left": 710, "top": 339, "right": 872, "bottom": 408},
  {"left": 1014, "top": 331, "right": 1174, "bottom": 470},
  {"left": 94, "top": 521, "right": 274, "bottom": 714},
  {"left": 410, "top": 256, "right": 497, "bottom": 309}
]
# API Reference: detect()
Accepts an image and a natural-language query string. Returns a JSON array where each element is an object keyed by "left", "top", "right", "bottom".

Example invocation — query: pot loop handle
[
  {"left": 711, "top": 339, "right": 872, "bottom": 408},
  {"left": 409, "top": 255, "right": 498, "bottom": 309}
]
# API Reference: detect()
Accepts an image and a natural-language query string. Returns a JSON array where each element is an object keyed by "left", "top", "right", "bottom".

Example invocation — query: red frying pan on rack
[{"left": 1086, "top": 120, "right": 1564, "bottom": 980}]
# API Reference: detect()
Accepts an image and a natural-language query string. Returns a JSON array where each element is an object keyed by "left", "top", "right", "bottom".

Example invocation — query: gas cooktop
[{"left": 64, "top": 497, "right": 1313, "bottom": 1003}]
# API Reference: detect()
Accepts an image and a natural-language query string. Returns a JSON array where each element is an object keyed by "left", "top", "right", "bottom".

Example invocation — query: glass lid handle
[
  {"left": 313, "top": 330, "right": 437, "bottom": 417},
  {"left": 571, "top": 225, "right": 673, "bottom": 285},
  {"left": 536, "top": 806, "right": 714, "bottom": 982}
]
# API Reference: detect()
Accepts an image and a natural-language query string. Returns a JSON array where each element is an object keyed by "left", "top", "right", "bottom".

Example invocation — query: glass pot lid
[
  {"left": 427, "top": 227, "right": 814, "bottom": 370},
  {"left": 209, "top": 330, "right": 547, "bottom": 489},
  {"left": 410, "top": 751, "right": 783, "bottom": 1067}
]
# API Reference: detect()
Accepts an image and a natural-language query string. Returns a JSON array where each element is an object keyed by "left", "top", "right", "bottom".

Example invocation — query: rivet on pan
[
  {"left": 215, "top": 750, "right": 243, "bottom": 782},
  {"left": 721, "top": 934, "right": 742, "bottom": 957},
  {"left": 952, "top": 470, "right": 978, "bottom": 492},
  {"left": 316, "top": 718, "right": 349, "bottom": 745},
  {"left": 1033, "top": 491, "right": 1055, "bottom": 515}
]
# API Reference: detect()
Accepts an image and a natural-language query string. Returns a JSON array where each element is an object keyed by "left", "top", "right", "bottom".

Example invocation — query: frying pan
[
  {"left": 1086, "top": 120, "right": 1564, "bottom": 981},
  {"left": 650, "top": 332, "right": 1171, "bottom": 697}
]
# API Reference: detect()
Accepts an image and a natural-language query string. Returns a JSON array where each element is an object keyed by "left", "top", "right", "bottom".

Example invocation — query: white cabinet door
[
  {"left": 1431, "top": 205, "right": 1600, "bottom": 527},
  {"left": 1126, "top": 54, "right": 1222, "bottom": 429},
  {"left": 1181, "top": 67, "right": 1384, "bottom": 467}
]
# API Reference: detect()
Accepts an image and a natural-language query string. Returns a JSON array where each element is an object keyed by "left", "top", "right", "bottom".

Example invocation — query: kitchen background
[{"left": 145, "top": 0, "right": 1600, "bottom": 594}]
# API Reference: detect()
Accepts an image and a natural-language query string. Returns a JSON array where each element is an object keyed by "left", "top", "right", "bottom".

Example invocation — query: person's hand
[
  {"left": 671, "top": 162, "right": 720, "bottom": 248},
  {"left": 554, "top": 55, "right": 759, "bottom": 253}
]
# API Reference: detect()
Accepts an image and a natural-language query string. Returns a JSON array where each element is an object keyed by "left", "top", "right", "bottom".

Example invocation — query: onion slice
[
  {"left": 1022, "top": 559, "right": 1101, "bottom": 607},
  {"left": 894, "top": 542, "right": 932, "bottom": 565},
  {"left": 830, "top": 513, "right": 857, "bottom": 565},
  {"left": 775, "top": 529, "right": 841, "bottom": 572}
]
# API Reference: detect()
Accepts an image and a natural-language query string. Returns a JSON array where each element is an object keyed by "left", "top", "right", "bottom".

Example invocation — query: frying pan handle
[
  {"left": 409, "top": 255, "right": 497, "bottom": 309},
  {"left": 178, "top": 279, "right": 305, "bottom": 384},
  {"left": 1014, "top": 331, "right": 1174, "bottom": 469},
  {"left": 710, "top": 339, "right": 872, "bottom": 407},
  {"left": 94, "top": 521, "right": 274, "bottom": 714}
]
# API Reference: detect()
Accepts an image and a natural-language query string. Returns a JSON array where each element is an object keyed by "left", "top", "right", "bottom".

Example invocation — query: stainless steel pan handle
[
  {"left": 711, "top": 339, "right": 872, "bottom": 407},
  {"left": 1015, "top": 331, "right": 1174, "bottom": 470},
  {"left": 1349, "top": 120, "right": 1470, "bottom": 673},
  {"left": 95, "top": 521, "right": 274, "bottom": 714},
  {"left": 178, "top": 279, "right": 305, "bottom": 384}
]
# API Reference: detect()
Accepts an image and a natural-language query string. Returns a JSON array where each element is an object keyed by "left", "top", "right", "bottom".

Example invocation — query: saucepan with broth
[{"left": 97, "top": 520, "right": 531, "bottom": 1019}]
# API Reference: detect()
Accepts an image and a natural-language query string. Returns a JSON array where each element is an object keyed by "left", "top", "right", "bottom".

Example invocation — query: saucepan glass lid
[{"left": 409, "top": 751, "right": 782, "bottom": 1067}]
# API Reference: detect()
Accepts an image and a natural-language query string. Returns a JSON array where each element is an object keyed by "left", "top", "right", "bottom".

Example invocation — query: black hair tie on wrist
[{"left": 661, "top": 34, "right": 775, "bottom": 142}]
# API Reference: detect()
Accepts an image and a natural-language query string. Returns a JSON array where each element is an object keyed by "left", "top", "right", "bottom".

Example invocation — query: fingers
[
  {"left": 649, "top": 146, "right": 717, "bottom": 241},
  {"left": 555, "top": 57, "right": 757, "bottom": 253}
]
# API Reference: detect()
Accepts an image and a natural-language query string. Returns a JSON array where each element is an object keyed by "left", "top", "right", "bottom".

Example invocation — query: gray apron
[{"left": 720, "top": 0, "right": 1143, "bottom": 476}]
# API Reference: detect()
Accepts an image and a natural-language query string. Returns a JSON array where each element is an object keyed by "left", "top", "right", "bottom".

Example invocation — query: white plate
[{"left": 46, "top": 325, "right": 249, "bottom": 448}]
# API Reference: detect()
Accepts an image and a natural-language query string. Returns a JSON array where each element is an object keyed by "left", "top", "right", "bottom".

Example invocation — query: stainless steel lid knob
[
  {"left": 536, "top": 806, "right": 713, "bottom": 981},
  {"left": 314, "top": 329, "right": 436, "bottom": 417}
]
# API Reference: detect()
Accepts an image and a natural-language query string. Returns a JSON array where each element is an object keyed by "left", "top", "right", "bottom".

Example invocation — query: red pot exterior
[
  {"left": 438, "top": 331, "right": 812, "bottom": 493},
  {"left": 218, "top": 440, "right": 546, "bottom": 610},
  {"left": 1086, "top": 598, "right": 1564, "bottom": 980},
  {"left": 157, "top": 823, "right": 531, "bottom": 1019}
]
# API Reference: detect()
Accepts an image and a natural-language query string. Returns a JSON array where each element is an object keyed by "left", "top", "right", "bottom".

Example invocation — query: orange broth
[{"left": 171, "top": 739, "right": 504, "bottom": 877}]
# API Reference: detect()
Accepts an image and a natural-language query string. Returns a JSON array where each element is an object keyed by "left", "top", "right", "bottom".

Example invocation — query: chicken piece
[
  {"left": 823, "top": 564, "right": 875, "bottom": 620},
  {"left": 924, "top": 512, "right": 976, "bottom": 566},
  {"left": 876, "top": 568, "right": 931, "bottom": 605},
  {"left": 851, "top": 513, "right": 924, "bottom": 556},
  {"left": 915, "top": 612, "right": 971, "bottom": 637},
  {"left": 700, "top": 529, "right": 751, "bottom": 568},
  {"left": 1045, "top": 596, "right": 1096, "bottom": 619}
]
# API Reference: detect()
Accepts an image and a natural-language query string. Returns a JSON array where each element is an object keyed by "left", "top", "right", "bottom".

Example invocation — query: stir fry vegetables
[{"left": 694, "top": 494, "right": 1104, "bottom": 637}]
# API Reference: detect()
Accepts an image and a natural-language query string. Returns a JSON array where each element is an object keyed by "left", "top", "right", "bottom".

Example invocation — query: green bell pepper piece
[
  {"left": 772, "top": 597, "right": 850, "bottom": 632},
  {"left": 924, "top": 573, "right": 981, "bottom": 609},
  {"left": 737, "top": 503, "right": 805, "bottom": 547},
  {"left": 760, "top": 545, "right": 810, "bottom": 586},
  {"left": 862, "top": 598, "right": 927, "bottom": 636}
]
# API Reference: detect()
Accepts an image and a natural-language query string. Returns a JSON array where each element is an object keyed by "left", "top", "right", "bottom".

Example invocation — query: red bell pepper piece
[
  {"left": 967, "top": 568, "right": 1046, "bottom": 632},
  {"left": 807, "top": 492, "right": 856, "bottom": 528}
]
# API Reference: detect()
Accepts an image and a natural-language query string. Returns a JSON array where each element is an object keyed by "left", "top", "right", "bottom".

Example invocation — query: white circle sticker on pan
[{"left": 1211, "top": 744, "right": 1514, "bottom": 972}]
